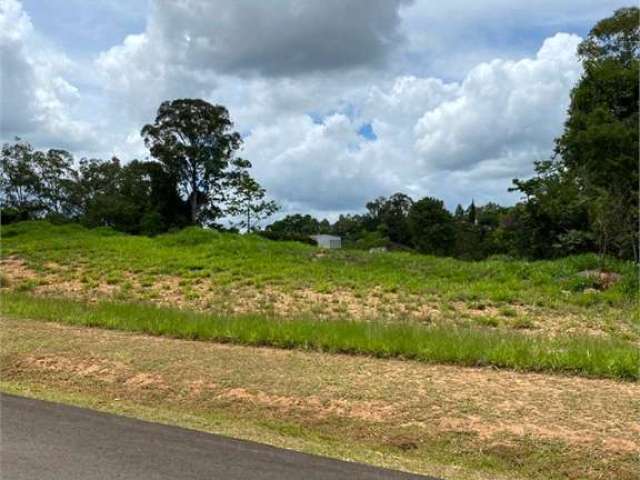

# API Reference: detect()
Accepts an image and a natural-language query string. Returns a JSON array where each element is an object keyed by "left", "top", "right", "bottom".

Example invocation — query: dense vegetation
[{"left": 1, "top": 221, "right": 638, "bottom": 355}]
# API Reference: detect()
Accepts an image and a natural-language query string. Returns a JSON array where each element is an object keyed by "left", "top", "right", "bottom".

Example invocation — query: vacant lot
[
  {"left": 1, "top": 222, "right": 638, "bottom": 340},
  {"left": 1, "top": 221, "right": 638, "bottom": 479}
]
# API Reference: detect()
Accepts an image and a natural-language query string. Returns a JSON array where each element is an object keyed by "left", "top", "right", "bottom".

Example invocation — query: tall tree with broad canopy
[
  {"left": 365, "top": 193, "right": 414, "bottom": 245},
  {"left": 141, "top": 99, "right": 242, "bottom": 226},
  {"left": 267, "top": 214, "right": 322, "bottom": 236},
  {"left": 0, "top": 140, "right": 41, "bottom": 222}
]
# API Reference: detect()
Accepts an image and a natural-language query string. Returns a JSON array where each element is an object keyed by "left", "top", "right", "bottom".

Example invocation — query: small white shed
[{"left": 310, "top": 234, "right": 341, "bottom": 249}]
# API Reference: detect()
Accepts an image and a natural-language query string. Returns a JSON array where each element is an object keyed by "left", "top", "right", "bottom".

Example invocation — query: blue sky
[{"left": 0, "top": 0, "right": 631, "bottom": 218}]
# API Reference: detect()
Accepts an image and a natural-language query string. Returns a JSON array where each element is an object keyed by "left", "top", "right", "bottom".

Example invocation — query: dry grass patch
[{"left": 1, "top": 318, "right": 638, "bottom": 480}]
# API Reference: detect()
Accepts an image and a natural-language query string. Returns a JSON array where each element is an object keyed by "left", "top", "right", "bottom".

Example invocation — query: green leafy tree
[
  {"left": 365, "top": 193, "right": 413, "bottom": 245},
  {"left": 511, "top": 160, "right": 593, "bottom": 258},
  {"left": 267, "top": 214, "right": 321, "bottom": 236},
  {"left": 141, "top": 99, "right": 242, "bottom": 226},
  {"left": 35, "top": 149, "right": 75, "bottom": 218},
  {"left": 555, "top": 7, "right": 639, "bottom": 260},
  {"left": 0, "top": 140, "right": 41, "bottom": 221},
  {"left": 225, "top": 158, "right": 279, "bottom": 232},
  {"left": 408, "top": 197, "right": 455, "bottom": 255},
  {"left": 380, "top": 193, "right": 414, "bottom": 245},
  {"left": 453, "top": 220, "right": 482, "bottom": 260},
  {"left": 71, "top": 157, "right": 137, "bottom": 231},
  {"left": 467, "top": 200, "right": 477, "bottom": 225},
  {"left": 332, "top": 214, "right": 370, "bottom": 242},
  {"left": 69, "top": 157, "right": 188, "bottom": 235},
  {"left": 0, "top": 139, "right": 75, "bottom": 222},
  {"left": 512, "top": 7, "right": 638, "bottom": 261}
]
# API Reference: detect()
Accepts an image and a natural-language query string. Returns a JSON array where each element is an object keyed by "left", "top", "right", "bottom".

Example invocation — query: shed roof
[{"left": 310, "top": 234, "right": 341, "bottom": 241}]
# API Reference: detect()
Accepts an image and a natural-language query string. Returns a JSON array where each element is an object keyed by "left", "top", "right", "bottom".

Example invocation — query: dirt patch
[
  {"left": 228, "top": 286, "right": 441, "bottom": 321},
  {"left": 19, "top": 354, "right": 169, "bottom": 392},
  {"left": 1, "top": 257, "right": 40, "bottom": 282},
  {"left": 21, "top": 355, "right": 128, "bottom": 384},
  {"left": 578, "top": 270, "right": 622, "bottom": 290},
  {"left": 0, "top": 257, "right": 120, "bottom": 298},
  {"left": 219, "top": 387, "right": 394, "bottom": 423},
  {"left": 125, "top": 372, "right": 168, "bottom": 390}
]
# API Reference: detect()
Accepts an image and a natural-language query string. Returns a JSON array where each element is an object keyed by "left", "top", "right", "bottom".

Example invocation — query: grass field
[
  {"left": 1, "top": 221, "right": 639, "bottom": 479},
  {"left": 1, "top": 221, "right": 638, "bottom": 339}
]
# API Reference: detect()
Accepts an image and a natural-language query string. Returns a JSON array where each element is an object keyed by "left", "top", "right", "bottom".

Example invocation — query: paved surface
[{"left": 0, "top": 394, "right": 437, "bottom": 479}]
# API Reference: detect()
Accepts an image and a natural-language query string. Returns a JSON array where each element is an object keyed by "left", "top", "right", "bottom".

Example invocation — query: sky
[{"left": 0, "top": 0, "right": 631, "bottom": 220}]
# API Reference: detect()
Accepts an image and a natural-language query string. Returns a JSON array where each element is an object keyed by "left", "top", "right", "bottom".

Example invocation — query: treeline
[
  {"left": 1, "top": 99, "right": 278, "bottom": 235},
  {"left": 264, "top": 196, "right": 582, "bottom": 260}
]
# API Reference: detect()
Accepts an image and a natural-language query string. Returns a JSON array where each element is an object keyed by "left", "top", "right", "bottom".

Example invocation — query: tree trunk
[
  {"left": 190, "top": 167, "right": 199, "bottom": 225},
  {"left": 190, "top": 192, "right": 199, "bottom": 225}
]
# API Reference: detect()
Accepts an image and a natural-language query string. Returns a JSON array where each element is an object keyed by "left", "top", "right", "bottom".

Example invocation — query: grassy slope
[
  {"left": 0, "top": 221, "right": 637, "bottom": 306},
  {"left": 0, "top": 221, "right": 638, "bottom": 379}
]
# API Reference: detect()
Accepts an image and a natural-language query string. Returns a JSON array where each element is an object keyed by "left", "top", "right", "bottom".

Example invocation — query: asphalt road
[{"left": 0, "top": 394, "right": 437, "bottom": 480}]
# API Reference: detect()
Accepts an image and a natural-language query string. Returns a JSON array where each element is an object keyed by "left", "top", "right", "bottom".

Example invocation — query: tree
[
  {"left": 0, "top": 140, "right": 42, "bottom": 221},
  {"left": 141, "top": 99, "right": 242, "bottom": 226},
  {"left": 511, "top": 8, "right": 639, "bottom": 261},
  {"left": 332, "top": 214, "right": 370, "bottom": 242},
  {"left": 267, "top": 214, "right": 322, "bottom": 236},
  {"left": 379, "top": 193, "right": 413, "bottom": 245},
  {"left": 408, "top": 197, "right": 455, "bottom": 255},
  {"left": 68, "top": 157, "right": 188, "bottom": 235},
  {"left": 0, "top": 139, "right": 75, "bottom": 222},
  {"left": 71, "top": 157, "right": 138, "bottom": 231},
  {"left": 511, "top": 160, "right": 593, "bottom": 258},
  {"left": 364, "top": 193, "right": 413, "bottom": 245},
  {"left": 35, "top": 149, "right": 75, "bottom": 218},
  {"left": 555, "top": 7, "right": 639, "bottom": 260},
  {"left": 225, "top": 158, "right": 279, "bottom": 232},
  {"left": 467, "top": 200, "right": 477, "bottom": 225}
]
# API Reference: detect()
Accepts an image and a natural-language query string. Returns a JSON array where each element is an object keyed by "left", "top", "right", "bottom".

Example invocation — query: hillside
[
  {"left": 1, "top": 221, "right": 638, "bottom": 341},
  {"left": 1, "top": 221, "right": 639, "bottom": 479}
]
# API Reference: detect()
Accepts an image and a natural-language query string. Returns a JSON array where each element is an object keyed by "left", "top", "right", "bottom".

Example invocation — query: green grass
[
  {"left": 1, "top": 220, "right": 638, "bottom": 309},
  {"left": 2, "top": 293, "right": 638, "bottom": 380}
]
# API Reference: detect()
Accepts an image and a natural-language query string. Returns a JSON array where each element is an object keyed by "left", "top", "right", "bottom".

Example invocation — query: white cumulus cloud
[{"left": 0, "top": 0, "right": 93, "bottom": 148}]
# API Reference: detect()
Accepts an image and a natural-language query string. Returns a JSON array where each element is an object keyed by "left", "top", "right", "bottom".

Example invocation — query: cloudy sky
[{"left": 0, "top": 0, "right": 629, "bottom": 218}]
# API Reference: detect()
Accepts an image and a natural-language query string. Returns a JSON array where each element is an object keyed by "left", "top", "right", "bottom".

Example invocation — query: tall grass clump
[{"left": 2, "top": 293, "right": 637, "bottom": 381}]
